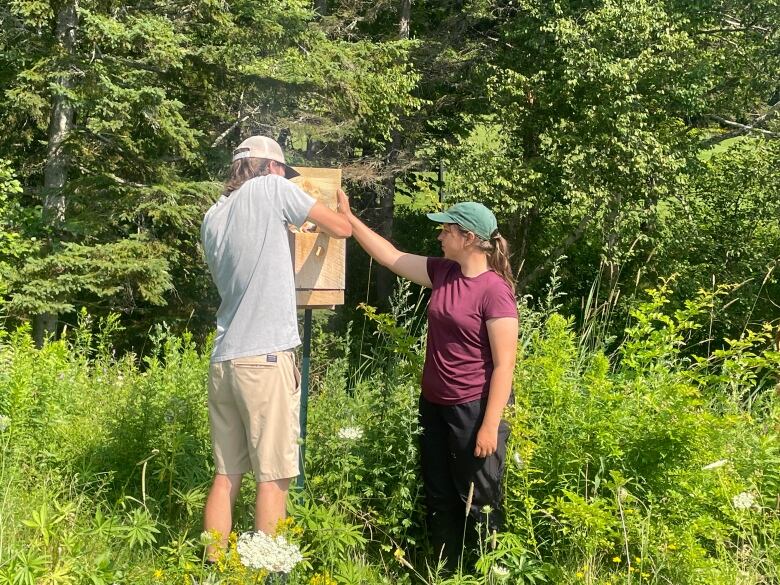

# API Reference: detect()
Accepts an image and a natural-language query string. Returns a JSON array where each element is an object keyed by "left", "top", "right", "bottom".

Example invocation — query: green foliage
[
  {"left": 0, "top": 0, "right": 422, "bottom": 345},
  {"left": 410, "top": 0, "right": 780, "bottom": 344},
  {"left": 503, "top": 285, "right": 780, "bottom": 584},
  {"left": 654, "top": 138, "right": 780, "bottom": 334},
  {"left": 0, "top": 159, "right": 35, "bottom": 300},
  {"left": 7, "top": 236, "right": 174, "bottom": 314},
  {"left": 305, "top": 369, "right": 423, "bottom": 545},
  {"left": 2, "top": 279, "right": 778, "bottom": 583},
  {"left": 0, "top": 0, "right": 778, "bottom": 579},
  {"left": 1, "top": 0, "right": 778, "bottom": 356}
]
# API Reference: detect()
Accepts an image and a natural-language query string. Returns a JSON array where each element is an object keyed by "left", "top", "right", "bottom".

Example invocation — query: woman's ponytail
[{"left": 476, "top": 232, "right": 515, "bottom": 293}]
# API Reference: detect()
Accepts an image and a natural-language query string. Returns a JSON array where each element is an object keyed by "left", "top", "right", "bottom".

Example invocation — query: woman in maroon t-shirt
[{"left": 337, "top": 193, "right": 518, "bottom": 569}]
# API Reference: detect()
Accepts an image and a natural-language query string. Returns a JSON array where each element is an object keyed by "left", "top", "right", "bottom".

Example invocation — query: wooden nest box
[{"left": 289, "top": 167, "right": 345, "bottom": 309}]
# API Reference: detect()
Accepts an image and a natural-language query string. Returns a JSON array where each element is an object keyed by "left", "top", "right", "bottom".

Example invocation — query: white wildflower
[
  {"left": 0, "top": 415, "right": 9, "bottom": 432},
  {"left": 492, "top": 565, "right": 510, "bottom": 580},
  {"left": 732, "top": 492, "right": 756, "bottom": 511},
  {"left": 702, "top": 459, "right": 729, "bottom": 471},
  {"left": 199, "top": 530, "right": 219, "bottom": 547},
  {"left": 513, "top": 452, "right": 523, "bottom": 468},
  {"left": 617, "top": 487, "right": 629, "bottom": 502},
  {"left": 338, "top": 426, "right": 364, "bottom": 440},
  {"left": 236, "top": 531, "right": 303, "bottom": 574}
]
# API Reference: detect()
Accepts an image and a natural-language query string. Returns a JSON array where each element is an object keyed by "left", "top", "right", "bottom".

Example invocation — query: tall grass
[{"left": 0, "top": 285, "right": 777, "bottom": 584}]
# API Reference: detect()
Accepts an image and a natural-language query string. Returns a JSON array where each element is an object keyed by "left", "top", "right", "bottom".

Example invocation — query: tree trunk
[
  {"left": 516, "top": 208, "right": 596, "bottom": 292},
  {"left": 514, "top": 205, "right": 537, "bottom": 281},
  {"left": 399, "top": 0, "right": 411, "bottom": 39},
  {"left": 376, "top": 133, "right": 401, "bottom": 304},
  {"left": 375, "top": 0, "right": 411, "bottom": 303},
  {"left": 34, "top": 0, "right": 78, "bottom": 347}
]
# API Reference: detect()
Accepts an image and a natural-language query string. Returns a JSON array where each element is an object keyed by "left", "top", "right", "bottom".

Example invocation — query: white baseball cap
[{"left": 231, "top": 135, "right": 300, "bottom": 179}]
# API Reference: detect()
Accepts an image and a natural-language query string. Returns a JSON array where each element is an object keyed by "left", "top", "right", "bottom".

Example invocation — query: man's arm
[{"left": 307, "top": 201, "right": 352, "bottom": 238}]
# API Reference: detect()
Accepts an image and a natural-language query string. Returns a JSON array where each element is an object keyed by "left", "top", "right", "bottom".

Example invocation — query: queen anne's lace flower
[
  {"left": 732, "top": 492, "right": 756, "bottom": 510},
  {"left": 492, "top": 565, "right": 510, "bottom": 579},
  {"left": 199, "top": 530, "right": 219, "bottom": 547},
  {"left": 236, "top": 531, "right": 303, "bottom": 573},
  {"left": 338, "top": 426, "right": 364, "bottom": 440}
]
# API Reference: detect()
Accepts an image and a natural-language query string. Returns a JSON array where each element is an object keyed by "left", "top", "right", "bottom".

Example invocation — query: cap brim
[
  {"left": 426, "top": 212, "right": 453, "bottom": 223},
  {"left": 283, "top": 164, "right": 300, "bottom": 179}
]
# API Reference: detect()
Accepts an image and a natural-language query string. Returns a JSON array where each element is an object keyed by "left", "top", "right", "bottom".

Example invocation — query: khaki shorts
[{"left": 208, "top": 351, "right": 301, "bottom": 482}]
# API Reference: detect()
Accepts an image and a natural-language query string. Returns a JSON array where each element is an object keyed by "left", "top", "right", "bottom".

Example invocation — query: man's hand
[{"left": 474, "top": 424, "right": 498, "bottom": 458}]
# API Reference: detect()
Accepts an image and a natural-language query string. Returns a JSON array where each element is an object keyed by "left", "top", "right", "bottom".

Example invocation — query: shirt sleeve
[
  {"left": 275, "top": 176, "right": 316, "bottom": 227},
  {"left": 483, "top": 279, "right": 518, "bottom": 320},
  {"left": 427, "top": 257, "right": 455, "bottom": 288}
]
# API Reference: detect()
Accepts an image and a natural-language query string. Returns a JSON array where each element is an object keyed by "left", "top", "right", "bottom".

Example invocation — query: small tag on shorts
[{"left": 265, "top": 354, "right": 277, "bottom": 363}]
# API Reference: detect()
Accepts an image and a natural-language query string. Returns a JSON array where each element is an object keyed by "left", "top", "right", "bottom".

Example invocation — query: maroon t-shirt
[{"left": 422, "top": 257, "right": 518, "bottom": 405}]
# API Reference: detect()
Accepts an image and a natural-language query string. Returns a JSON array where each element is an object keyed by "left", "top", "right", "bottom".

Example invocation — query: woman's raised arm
[{"left": 337, "top": 189, "right": 432, "bottom": 288}]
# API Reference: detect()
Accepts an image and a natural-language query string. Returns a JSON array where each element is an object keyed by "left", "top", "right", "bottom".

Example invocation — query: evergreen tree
[{"left": 0, "top": 0, "right": 419, "bottom": 346}]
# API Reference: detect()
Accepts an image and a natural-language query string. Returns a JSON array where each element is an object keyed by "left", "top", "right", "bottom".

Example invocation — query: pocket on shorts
[{"left": 292, "top": 361, "right": 301, "bottom": 395}]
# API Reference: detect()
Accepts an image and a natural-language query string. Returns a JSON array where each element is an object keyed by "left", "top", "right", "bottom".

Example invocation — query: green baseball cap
[{"left": 426, "top": 202, "right": 498, "bottom": 240}]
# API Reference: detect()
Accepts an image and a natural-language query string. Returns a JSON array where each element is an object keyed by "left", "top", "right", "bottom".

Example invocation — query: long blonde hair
[{"left": 222, "top": 158, "right": 273, "bottom": 196}]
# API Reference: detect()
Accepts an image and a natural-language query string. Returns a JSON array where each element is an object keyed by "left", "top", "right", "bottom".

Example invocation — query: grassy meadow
[{"left": 0, "top": 283, "right": 778, "bottom": 584}]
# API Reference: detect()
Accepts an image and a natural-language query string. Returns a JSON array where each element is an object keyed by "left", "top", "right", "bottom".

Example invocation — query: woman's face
[{"left": 437, "top": 223, "right": 470, "bottom": 260}]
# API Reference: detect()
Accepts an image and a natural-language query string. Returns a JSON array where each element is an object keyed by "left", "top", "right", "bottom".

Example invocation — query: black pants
[{"left": 418, "top": 395, "right": 510, "bottom": 570}]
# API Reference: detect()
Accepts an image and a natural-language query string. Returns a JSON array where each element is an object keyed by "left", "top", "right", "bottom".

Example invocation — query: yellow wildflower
[
  {"left": 309, "top": 573, "right": 337, "bottom": 585},
  {"left": 394, "top": 547, "right": 414, "bottom": 570},
  {"left": 612, "top": 556, "right": 621, "bottom": 563}
]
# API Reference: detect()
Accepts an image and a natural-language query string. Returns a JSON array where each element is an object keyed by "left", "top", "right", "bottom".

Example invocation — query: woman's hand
[
  {"left": 474, "top": 424, "right": 498, "bottom": 458},
  {"left": 336, "top": 188, "right": 354, "bottom": 220}
]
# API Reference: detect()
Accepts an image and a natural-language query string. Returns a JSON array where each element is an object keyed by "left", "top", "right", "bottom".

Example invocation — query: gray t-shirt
[{"left": 201, "top": 174, "right": 316, "bottom": 363}]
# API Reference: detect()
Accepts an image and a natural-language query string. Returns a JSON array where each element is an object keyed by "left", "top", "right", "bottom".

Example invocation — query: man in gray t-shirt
[
  {"left": 202, "top": 172, "right": 314, "bottom": 362},
  {"left": 200, "top": 136, "right": 351, "bottom": 558}
]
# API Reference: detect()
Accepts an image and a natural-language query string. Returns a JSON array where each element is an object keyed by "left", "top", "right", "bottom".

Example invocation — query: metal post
[
  {"left": 297, "top": 308, "right": 313, "bottom": 490},
  {"left": 438, "top": 160, "right": 446, "bottom": 203}
]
